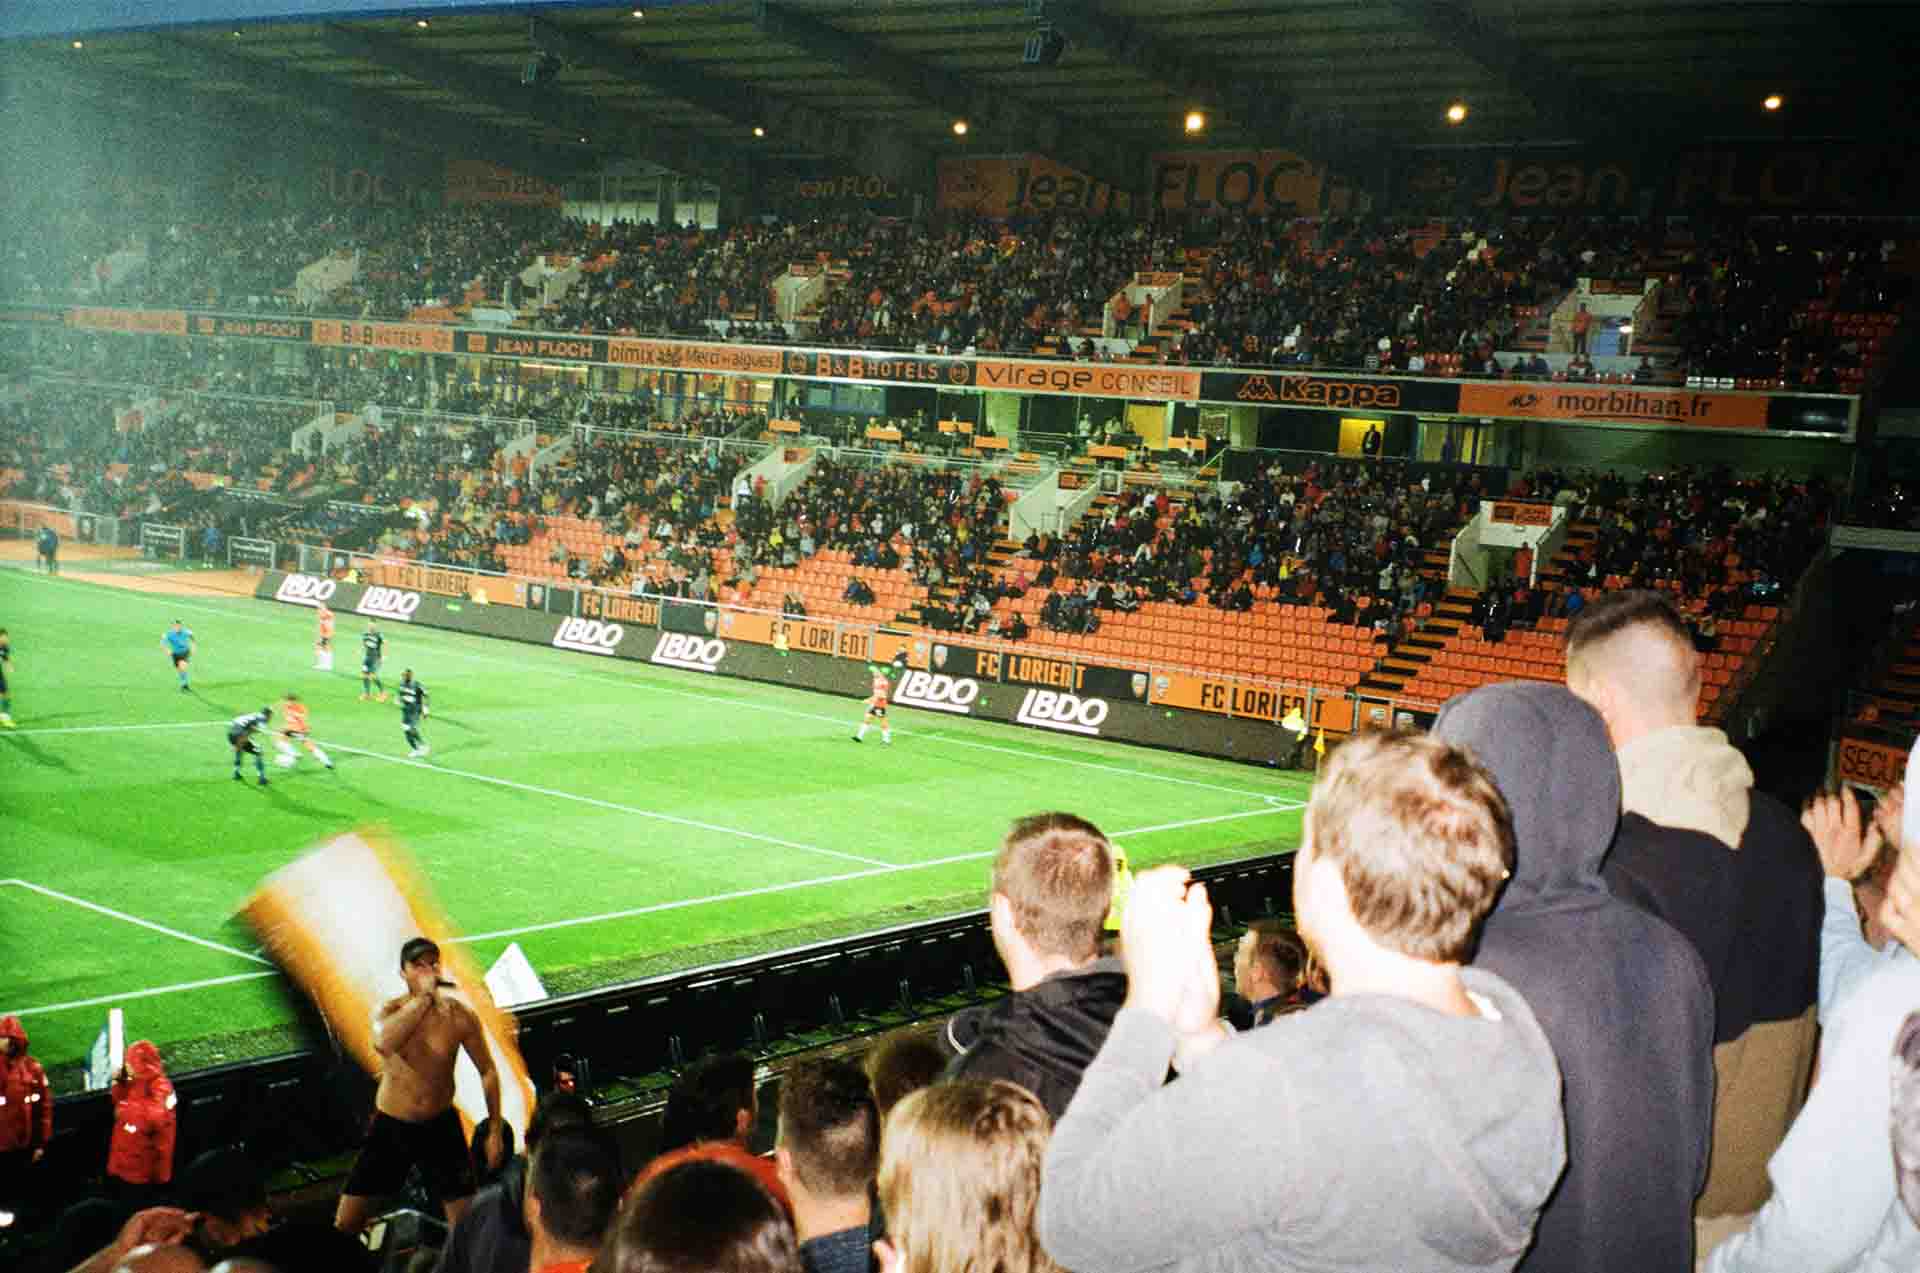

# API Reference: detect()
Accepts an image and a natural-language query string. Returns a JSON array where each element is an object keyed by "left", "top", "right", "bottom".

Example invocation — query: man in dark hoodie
[
  {"left": 944, "top": 812, "right": 1125, "bottom": 1121},
  {"left": 1434, "top": 683, "right": 1715, "bottom": 1273}
]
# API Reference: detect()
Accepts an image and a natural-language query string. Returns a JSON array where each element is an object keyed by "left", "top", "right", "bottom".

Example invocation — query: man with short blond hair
[
  {"left": 991, "top": 812, "right": 1113, "bottom": 962},
  {"left": 945, "top": 813, "right": 1126, "bottom": 1120},
  {"left": 1041, "top": 731, "right": 1566, "bottom": 1273},
  {"left": 1567, "top": 590, "right": 1821, "bottom": 1220}
]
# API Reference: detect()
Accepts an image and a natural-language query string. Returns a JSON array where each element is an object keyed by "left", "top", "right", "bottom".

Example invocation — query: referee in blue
[{"left": 162, "top": 620, "right": 195, "bottom": 692}]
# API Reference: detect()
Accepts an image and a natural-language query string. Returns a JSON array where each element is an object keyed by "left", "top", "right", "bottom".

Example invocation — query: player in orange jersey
[
  {"left": 275, "top": 691, "right": 334, "bottom": 770},
  {"left": 315, "top": 603, "right": 336, "bottom": 671},
  {"left": 852, "top": 666, "right": 893, "bottom": 745}
]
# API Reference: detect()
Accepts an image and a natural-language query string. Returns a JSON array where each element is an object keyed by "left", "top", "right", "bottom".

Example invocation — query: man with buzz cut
[
  {"left": 397, "top": 668, "right": 430, "bottom": 759},
  {"left": 1039, "top": 730, "right": 1567, "bottom": 1273},
  {"left": 944, "top": 812, "right": 1127, "bottom": 1122},
  {"left": 335, "top": 937, "right": 504, "bottom": 1234},
  {"left": 1565, "top": 590, "right": 1821, "bottom": 1222}
]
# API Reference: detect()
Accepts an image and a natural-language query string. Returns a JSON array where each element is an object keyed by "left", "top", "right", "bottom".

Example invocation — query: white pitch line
[
  {"left": 3, "top": 802, "right": 1299, "bottom": 1016},
  {"left": 460, "top": 800, "right": 1304, "bottom": 942},
  {"left": 4, "top": 571, "right": 1299, "bottom": 803},
  {"left": 323, "top": 742, "right": 895, "bottom": 868},
  {"left": 1111, "top": 802, "right": 1306, "bottom": 838},
  {"left": 10, "top": 720, "right": 218, "bottom": 737},
  {"left": 1, "top": 970, "right": 279, "bottom": 1019},
  {"left": 458, "top": 848, "right": 998, "bottom": 943},
  {"left": 4, "top": 879, "right": 272, "bottom": 965}
]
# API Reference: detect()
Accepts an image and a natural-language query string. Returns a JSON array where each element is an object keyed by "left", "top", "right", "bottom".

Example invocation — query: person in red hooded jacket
[
  {"left": 1, "top": 1013, "right": 53, "bottom": 1208},
  {"left": 107, "top": 1040, "right": 177, "bottom": 1204}
]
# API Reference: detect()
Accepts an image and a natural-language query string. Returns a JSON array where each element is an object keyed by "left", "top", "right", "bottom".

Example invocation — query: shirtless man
[{"left": 334, "top": 938, "right": 503, "bottom": 1234}]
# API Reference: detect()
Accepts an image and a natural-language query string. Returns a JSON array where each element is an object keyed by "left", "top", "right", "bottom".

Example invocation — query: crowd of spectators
[
  {"left": 0, "top": 383, "right": 320, "bottom": 519},
  {"left": 1175, "top": 214, "right": 1651, "bottom": 373},
  {"left": 1671, "top": 221, "right": 1911, "bottom": 383},
  {"left": 560, "top": 432, "right": 746, "bottom": 591},
  {"left": 545, "top": 218, "right": 861, "bottom": 335},
  {"left": 808, "top": 213, "right": 1181, "bottom": 354},
  {"left": 9, "top": 200, "right": 1910, "bottom": 391},
  {"left": 731, "top": 456, "right": 1006, "bottom": 614},
  {"left": 1527, "top": 464, "right": 1835, "bottom": 611},
  {"left": 1014, "top": 457, "right": 1469, "bottom": 644}
]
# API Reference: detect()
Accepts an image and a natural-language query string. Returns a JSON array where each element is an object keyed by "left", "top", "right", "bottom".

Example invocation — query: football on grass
[{"left": 276, "top": 753, "right": 299, "bottom": 768}]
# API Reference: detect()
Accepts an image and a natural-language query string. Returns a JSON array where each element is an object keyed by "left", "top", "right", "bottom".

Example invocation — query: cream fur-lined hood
[{"left": 1618, "top": 725, "right": 1752, "bottom": 848}]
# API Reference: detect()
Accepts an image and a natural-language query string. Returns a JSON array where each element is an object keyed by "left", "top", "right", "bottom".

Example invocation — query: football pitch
[{"left": 0, "top": 565, "right": 1308, "bottom": 1086}]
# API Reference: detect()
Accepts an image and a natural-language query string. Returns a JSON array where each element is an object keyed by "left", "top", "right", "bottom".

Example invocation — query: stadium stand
[{"left": 13, "top": 206, "right": 1905, "bottom": 387}]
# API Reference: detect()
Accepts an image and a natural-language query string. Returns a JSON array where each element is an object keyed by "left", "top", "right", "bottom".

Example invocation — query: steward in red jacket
[
  {"left": 108, "top": 1040, "right": 177, "bottom": 1189},
  {"left": 0, "top": 1014, "right": 51, "bottom": 1162}
]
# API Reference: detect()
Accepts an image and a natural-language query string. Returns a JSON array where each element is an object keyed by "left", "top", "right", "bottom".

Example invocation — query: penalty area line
[
  {"left": 1110, "top": 802, "right": 1305, "bottom": 838},
  {"left": 459, "top": 802, "right": 1298, "bottom": 942},
  {"left": 322, "top": 741, "right": 896, "bottom": 869},
  {"left": 1, "top": 879, "right": 272, "bottom": 965}
]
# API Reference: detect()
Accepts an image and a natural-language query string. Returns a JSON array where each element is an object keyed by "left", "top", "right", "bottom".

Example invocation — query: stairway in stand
[
  {"left": 1537, "top": 518, "right": 1600, "bottom": 592},
  {"left": 1351, "top": 502, "right": 1479, "bottom": 696},
  {"left": 1356, "top": 588, "right": 1476, "bottom": 696}
]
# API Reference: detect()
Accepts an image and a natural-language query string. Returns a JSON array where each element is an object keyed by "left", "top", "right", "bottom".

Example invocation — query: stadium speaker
[{"left": 1023, "top": 28, "right": 1066, "bottom": 66}]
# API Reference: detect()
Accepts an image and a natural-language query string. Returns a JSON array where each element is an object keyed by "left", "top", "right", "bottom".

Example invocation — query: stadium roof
[{"left": 5, "top": 1, "right": 1916, "bottom": 192}]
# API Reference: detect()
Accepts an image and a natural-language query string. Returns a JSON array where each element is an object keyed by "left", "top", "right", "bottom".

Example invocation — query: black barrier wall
[{"left": 257, "top": 572, "right": 1308, "bottom": 768}]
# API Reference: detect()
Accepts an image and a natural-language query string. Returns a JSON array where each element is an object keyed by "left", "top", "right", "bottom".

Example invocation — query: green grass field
[{"left": 0, "top": 564, "right": 1307, "bottom": 1088}]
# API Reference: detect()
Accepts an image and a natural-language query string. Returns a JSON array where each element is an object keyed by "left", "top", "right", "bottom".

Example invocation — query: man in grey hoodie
[
  {"left": 1434, "top": 683, "right": 1715, "bottom": 1273},
  {"left": 1040, "top": 730, "right": 1566, "bottom": 1273}
]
